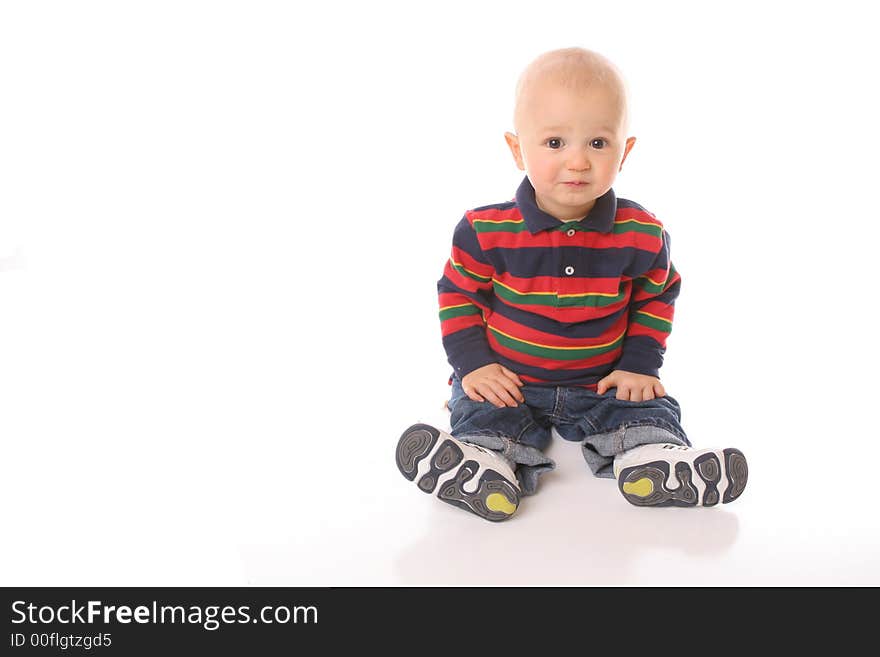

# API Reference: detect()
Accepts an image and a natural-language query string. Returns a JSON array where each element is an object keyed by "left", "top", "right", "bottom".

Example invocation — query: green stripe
[
  {"left": 493, "top": 283, "right": 556, "bottom": 307},
  {"left": 493, "top": 281, "right": 626, "bottom": 308},
  {"left": 472, "top": 220, "right": 528, "bottom": 234},
  {"left": 473, "top": 218, "right": 661, "bottom": 236},
  {"left": 634, "top": 263, "right": 677, "bottom": 295},
  {"left": 633, "top": 312, "right": 672, "bottom": 332},
  {"left": 451, "top": 260, "right": 491, "bottom": 283},
  {"left": 488, "top": 328, "right": 624, "bottom": 360},
  {"left": 557, "top": 290, "right": 627, "bottom": 308},
  {"left": 634, "top": 276, "right": 666, "bottom": 295},
  {"left": 439, "top": 305, "right": 482, "bottom": 321},
  {"left": 612, "top": 220, "right": 663, "bottom": 238}
]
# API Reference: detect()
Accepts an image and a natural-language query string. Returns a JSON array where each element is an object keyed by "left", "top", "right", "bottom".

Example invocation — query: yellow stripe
[
  {"left": 489, "top": 326, "right": 626, "bottom": 351},
  {"left": 439, "top": 302, "right": 475, "bottom": 312},
  {"left": 492, "top": 278, "right": 554, "bottom": 297},
  {"left": 472, "top": 218, "right": 524, "bottom": 225},
  {"left": 493, "top": 277, "right": 619, "bottom": 298},
  {"left": 614, "top": 217, "right": 662, "bottom": 227},
  {"left": 450, "top": 258, "right": 491, "bottom": 281},
  {"left": 558, "top": 290, "right": 620, "bottom": 299},
  {"left": 639, "top": 273, "right": 668, "bottom": 286},
  {"left": 635, "top": 310, "right": 671, "bottom": 323}
]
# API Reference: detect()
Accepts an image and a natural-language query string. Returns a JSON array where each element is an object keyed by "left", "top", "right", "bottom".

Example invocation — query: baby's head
[{"left": 504, "top": 48, "right": 636, "bottom": 222}]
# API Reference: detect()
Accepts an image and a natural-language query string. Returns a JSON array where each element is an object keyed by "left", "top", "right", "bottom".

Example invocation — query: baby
[{"left": 396, "top": 47, "right": 748, "bottom": 521}]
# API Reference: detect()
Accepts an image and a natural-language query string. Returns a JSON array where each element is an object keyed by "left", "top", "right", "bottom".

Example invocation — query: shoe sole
[
  {"left": 396, "top": 423, "right": 520, "bottom": 522},
  {"left": 617, "top": 448, "right": 748, "bottom": 507}
]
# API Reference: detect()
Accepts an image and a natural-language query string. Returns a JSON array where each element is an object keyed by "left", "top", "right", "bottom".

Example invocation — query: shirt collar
[{"left": 515, "top": 176, "right": 617, "bottom": 234}]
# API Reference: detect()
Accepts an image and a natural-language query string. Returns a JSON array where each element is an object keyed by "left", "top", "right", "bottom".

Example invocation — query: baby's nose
[{"left": 566, "top": 150, "right": 591, "bottom": 170}]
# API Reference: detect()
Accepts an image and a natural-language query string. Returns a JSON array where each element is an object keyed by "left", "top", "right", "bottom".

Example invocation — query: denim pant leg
[
  {"left": 555, "top": 388, "right": 690, "bottom": 479},
  {"left": 447, "top": 377, "right": 555, "bottom": 496}
]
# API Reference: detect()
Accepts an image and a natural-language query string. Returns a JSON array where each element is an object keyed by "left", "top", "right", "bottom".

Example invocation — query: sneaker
[
  {"left": 396, "top": 423, "right": 520, "bottom": 522},
  {"left": 613, "top": 443, "right": 748, "bottom": 507}
]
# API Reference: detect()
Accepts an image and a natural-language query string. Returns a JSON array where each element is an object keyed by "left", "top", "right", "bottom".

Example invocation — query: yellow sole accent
[
  {"left": 622, "top": 478, "right": 654, "bottom": 498},
  {"left": 486, "top": 493, "right": 517, "bottom": 515}
]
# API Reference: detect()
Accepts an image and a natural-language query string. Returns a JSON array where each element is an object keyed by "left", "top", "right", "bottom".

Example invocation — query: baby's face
[{"left": 506, "top": 79, "right": 635, "bottom": 222}]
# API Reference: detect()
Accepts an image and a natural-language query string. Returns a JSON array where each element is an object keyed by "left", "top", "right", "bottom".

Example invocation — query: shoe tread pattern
[
  {"left": 619, "top": 449, "right": 748, "bottom": 507},
  {"left": 417, "top": 439, "right": 464, "bottom": 493},
  {"left": 722, "top": 448, "right": 748, "bottom": 503},
  {"left": 618, "top": 460, "right": 699, "bottom": 507},
  {"left": 395, "top": 424, "right": 440, "bottom": 481},
  {"left": 694, "top": 453, "right": 721, "bottom": 506},
  {"left": 437, "top": 460, "right": 519, "bottom": 522}
]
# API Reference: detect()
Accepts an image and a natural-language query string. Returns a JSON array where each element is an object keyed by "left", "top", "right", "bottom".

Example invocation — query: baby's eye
[
  {"left": 591, "top": 138, "right": 607, "bottom": 149},
  {"left": 546, "top": 138, "right": 563, "bottom": 149}
]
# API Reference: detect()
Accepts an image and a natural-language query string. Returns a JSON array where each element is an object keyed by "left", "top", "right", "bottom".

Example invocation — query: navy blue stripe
[
  {"left": 488, "top": 245, "right": 665, "bottom": 279},
  {"left": 450, "top": 216, "right": 492, "bottom": 266},
  {"left": 616, "top": 198, "right": 651, "bottom": 212},
  {"left": 490, "top": 299, "right": 625, "bottom": 339},
  {"left": 472, "top": 200, "right": 516, "bottom": 213},
  {"left": 493, "top": 355, "right": 613, "bottom": 387}
]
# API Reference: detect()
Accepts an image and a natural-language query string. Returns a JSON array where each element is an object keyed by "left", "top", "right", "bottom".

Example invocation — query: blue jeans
[{"left": 447, "top": 375, "right": 690, "bottom": 495}]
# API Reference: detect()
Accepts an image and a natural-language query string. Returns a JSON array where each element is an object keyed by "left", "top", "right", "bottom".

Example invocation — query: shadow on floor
[{"left": 392, "top": 440, "right": 740, "bottom": 585}]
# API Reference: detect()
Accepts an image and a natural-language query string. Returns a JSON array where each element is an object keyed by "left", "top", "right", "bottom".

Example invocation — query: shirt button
[
  {"left": 566, "top": 229, "right": 576, "bottom": 237},
  {"left": 564, "top": 266, "right": 574, "bottom": 275}
]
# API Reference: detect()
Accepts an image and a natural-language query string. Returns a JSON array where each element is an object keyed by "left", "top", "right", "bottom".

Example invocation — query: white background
[{"left": 1, "top": 0, "right": 878, "bottom": 585}]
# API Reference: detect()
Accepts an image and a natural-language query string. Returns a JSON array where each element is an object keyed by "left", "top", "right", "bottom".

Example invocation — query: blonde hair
[{"left": 513, "top": 47, "right": 630, "bottom": 133}]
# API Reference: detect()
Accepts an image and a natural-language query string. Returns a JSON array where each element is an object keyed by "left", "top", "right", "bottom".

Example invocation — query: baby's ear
[
  {"left": 504, "top": 132, "right": 525, "bottom": 171},
  {"left": 619, "top": 136, "right": 637, "bottom": 171}
]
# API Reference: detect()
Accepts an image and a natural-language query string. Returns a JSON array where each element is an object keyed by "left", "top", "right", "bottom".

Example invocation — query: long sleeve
[
  {"left": 615, "top": 228, "right": 681, "bottom": 378},
  {"left": 437, "top": 215, "right": 498, "bottom": 378}
]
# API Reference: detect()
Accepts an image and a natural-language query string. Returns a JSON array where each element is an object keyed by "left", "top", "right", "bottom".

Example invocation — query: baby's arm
[
  {"left": 602, "top": 226, "right": 681, "bottom": 401},
  {"left": 438, "top": 215, "right": 523, "bottom": 408}
]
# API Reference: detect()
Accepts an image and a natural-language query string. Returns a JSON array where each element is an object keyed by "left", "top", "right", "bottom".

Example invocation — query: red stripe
[
  {"left": 450, "top": 246, "right": 494, "bottom": 278},
  {"left": 439, "top": 293, "right": 477, "bottom": 308},
  {"left": 441, "top": 314, "right": 485, "bottom": 337},
  {"left": 443, "top": 261, "right": 491, "bottom": 294},
  {"left": 466, "top": 207, "right": 522, "bottom": 223},
  {"left": 641, "top": 267, "right": 672, "bottom": 283},
  {"left": 519, "top": 373, "right": 599, "bottom": 390},
  {"left": 635, "top": 301, "right": 675, "bottom": 321},
  {"left": 477, "top": 229, "right": 662, "bottom": 253}
]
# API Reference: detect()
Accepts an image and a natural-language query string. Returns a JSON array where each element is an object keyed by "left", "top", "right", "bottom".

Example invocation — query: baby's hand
[
  {"left": 461, "top": 364, "right": 525, "bottom": 408},
  {"left": 597, "top": 370, "right": 666, "bottom": 401}
]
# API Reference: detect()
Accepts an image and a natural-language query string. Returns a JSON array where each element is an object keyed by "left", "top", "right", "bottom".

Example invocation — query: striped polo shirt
[{"left": 438, "top": 176, "right": 681, "bottom": 388}]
